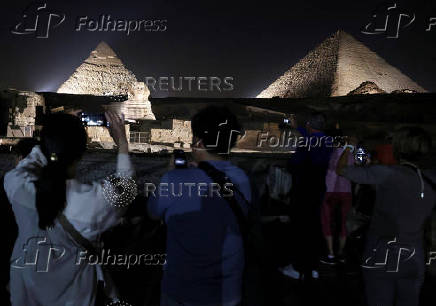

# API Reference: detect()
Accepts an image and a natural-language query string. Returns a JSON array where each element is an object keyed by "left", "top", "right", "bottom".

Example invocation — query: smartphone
[
  {"left": 80, "top": 112, "right": 108, "bottom": 127},
  {"left": 174, "top": 149, "right": 188, "bottom": 168}
]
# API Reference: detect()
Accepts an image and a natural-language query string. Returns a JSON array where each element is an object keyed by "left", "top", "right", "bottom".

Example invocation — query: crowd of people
[{"left": 1, "top": 106, "right": 435, "bottom": 306}]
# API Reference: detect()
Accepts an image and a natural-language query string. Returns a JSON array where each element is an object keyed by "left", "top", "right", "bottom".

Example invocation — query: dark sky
[{"left": 0, "top": 0, "right": 435, "bottom": 98}]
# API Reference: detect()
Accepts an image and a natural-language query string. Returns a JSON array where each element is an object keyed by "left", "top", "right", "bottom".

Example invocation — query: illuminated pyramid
[
  {"left": 58, "top": 41, "right": 137, "bottom": 96},
  {"left": 257, "top": 31, "right": 426, "bottom": 98},
  {"left": 58, "top": 41, "right": 155, "bottom": 120}
]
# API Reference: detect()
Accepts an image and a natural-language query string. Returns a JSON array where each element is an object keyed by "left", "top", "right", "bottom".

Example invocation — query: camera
[
  {"left": 354, "top": 146, "right": 370, "bottom": 165},
  {"left": 174, "top": 149, "right": 188, "bottom": 168},
  {"left": 279, "top": 114, "right": 294, "bottom": 130}
]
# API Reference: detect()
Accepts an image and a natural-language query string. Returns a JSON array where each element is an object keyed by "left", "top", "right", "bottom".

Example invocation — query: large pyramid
[
  {"left": 58, "top": 41, "right": 138, "bottom": 96},
  {"left": 58, "top": 42, "right": 155, "bottom": 120},
  {"left": 257, "top": 31, "right": 426, "bottom": 98}
]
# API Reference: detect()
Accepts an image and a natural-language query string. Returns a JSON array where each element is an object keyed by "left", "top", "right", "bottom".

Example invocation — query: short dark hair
[
  {"left": 392, "top": 126, "right": 432, "bottom": 162},
  {"left": 307, "top": 111, "right": 326, "bottom": 131},
  {"left": 191, "top": 106, "right": 242, "bottom": 154}
]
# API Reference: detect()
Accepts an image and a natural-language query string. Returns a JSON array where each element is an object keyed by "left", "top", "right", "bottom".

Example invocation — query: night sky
[{"left": 0, "top": 0, "right": 435, "bottom": 98}]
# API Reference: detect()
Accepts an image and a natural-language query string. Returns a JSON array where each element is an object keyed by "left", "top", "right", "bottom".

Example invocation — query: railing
[{"left": 129, "top": 132, "right": 150, "bottom": 144}]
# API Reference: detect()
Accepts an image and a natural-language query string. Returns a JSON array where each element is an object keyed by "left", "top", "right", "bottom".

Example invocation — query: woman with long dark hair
[
  {"left": 4, "top": 111, "right": 133, "bottom": 305},
  {"left": 337, "top": 127, "right": 436, "bottom": 306}
]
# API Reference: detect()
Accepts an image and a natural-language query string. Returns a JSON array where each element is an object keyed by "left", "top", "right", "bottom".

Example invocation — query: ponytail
[
  {"left": 35, "top": 113, "right": 87, "bottom": 230},
  {"left": 35, "top": 161, "right": 68, "bottom": 229}
]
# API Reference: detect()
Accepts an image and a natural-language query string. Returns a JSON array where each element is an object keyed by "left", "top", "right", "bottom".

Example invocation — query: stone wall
[
  {"left": 150, "top": 119, "right": 192, "bottom": 145},
  {"left": 1, "top": 90, "right": 45, "bottom": 137}
]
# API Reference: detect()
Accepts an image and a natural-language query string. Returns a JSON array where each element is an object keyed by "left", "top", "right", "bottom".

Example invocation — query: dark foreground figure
[
  {"left": 148, "top": 106, "right": 256, "bottom": 306},
  {"left": 2, "top": 110, "right": 436, "bottom": 306},
  {"left": 337, "top": 127, "right": 436, "bottom": 306}
]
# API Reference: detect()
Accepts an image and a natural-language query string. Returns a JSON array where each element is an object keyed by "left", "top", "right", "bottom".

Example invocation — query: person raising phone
[{"left": 4, "top": 111, "right": 133, "bottom": 306}]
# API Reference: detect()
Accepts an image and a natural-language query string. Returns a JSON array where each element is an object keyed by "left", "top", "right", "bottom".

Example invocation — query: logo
[
  {"left": 362, "top": 3, "right": 415, "bottom": 38},
  {"left": 192, "top": 120, "right": 243, "bottom": 155},
  {"left": 11, "top": 1, "right": 167, "bottom": 39},
  {"left": 362, "top": 237, "right": 415, "bottom": 272},
  {"left": 102, "top": 173, "right": 138, "bottom": 208},
  {"left": 11, "top": 1, "right": 65, "bottom": 38},
  {"left": 11, "top": 236, "right": 66, "bottom": 272},
  {"left": 144, "top": 76, "right": 234, "bottom": 93}
]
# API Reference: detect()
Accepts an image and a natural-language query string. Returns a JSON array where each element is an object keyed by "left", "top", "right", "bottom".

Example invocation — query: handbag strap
[
  {"left": 197, "top": 161, "right": 249, "bottom": 238},
  {"left": 401, "top": 163, "right": 436, "bottom": 198},
  {"left": 58, "top": 214, "right": 101, "bottom": 257}
]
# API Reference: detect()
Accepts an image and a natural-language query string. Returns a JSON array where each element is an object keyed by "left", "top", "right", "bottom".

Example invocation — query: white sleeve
[
  {"left": 116, "top": 153, "right": 134, "bottom": 177},
  {"left": 3, "top": 146, "right": 46, "bottom": 210},
  {"left": 64, "top": 153, "right": 135, "bottom": 241}
]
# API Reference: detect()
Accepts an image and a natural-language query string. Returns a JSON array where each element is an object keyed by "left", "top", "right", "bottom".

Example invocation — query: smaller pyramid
[
  {"left": 257, "top": 31, "right": 426, "bottom": 98},
  {"left": 57, "top": 42, "right": 137, "bottom": 96},
  {"left": 347, "top": 81, "right": 386, "bottom": 95}
]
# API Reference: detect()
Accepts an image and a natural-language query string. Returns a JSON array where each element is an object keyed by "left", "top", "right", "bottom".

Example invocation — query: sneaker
[
  {"left": 278, "top": 264, "right": 300, "bottom": 280},
  {"left": 336, "top": 254, "right": 346, "bottom": 264},
  {"left": 320, "top": 254, "right": 336, "bottom": 265}
]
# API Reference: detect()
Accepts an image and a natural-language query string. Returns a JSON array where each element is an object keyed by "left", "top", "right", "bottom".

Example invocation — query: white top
[{"left": 4, "top": 145, "right": 134, "bottom": 306}]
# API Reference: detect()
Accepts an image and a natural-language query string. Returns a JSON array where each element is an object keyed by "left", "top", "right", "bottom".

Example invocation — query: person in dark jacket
[
  {"left": 280, "top": 112, "right": 333, "bottom": 280},
  {"left": 337, "top": 127, "right": 436, "bottom": 306}
]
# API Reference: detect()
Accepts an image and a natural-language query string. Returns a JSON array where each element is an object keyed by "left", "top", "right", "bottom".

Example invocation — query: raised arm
[
  {"left": 4, "top": 146, "right": 45, "bottom": 210},
  {"left": 64, "top": 111, "right": 135, "bottom": 240}
]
